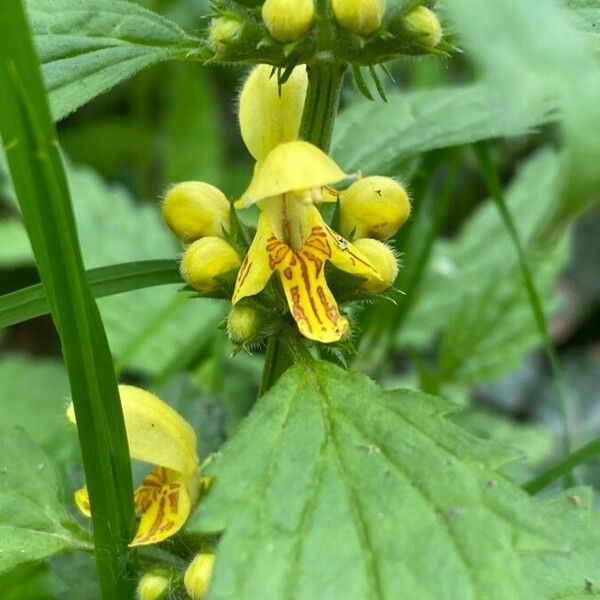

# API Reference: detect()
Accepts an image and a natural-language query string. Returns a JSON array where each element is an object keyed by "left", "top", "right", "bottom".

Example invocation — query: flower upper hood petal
[{"left": 236, "top": 141, "right": 349, "bottom": 208}]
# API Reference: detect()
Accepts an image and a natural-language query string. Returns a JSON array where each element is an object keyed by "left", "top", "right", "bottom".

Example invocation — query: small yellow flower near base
[
  {"left": 332, "top": 0, "right": 386, "bottom": 36},
  {"left": 68, "top": 385, "right": 201, "bottom": 547},
  {"left": 184, "top": 554, "right": 215, "bottom": 600},
  {"left": 227, "top": 305, "right": 262, "bottom": 344},
  {"left": 137, "top": 572, "right": 169, "bottom": 600},
  {"left": 162, "top": 182, "right": 230, "bottom": 242},
  {"left": 353, "top": 238, "right": 399, "bottom": 293},
  {"left": 340, "top": 176, "right": 410, "bottom": 240},
  {"left": 404, "top": 6, "right": 442, "bottom": 47},
  {"left": 180, "top": 237, "right": 241, "bottom": 292},
  {"left": 262, "top": 0, "right": 315, "bottom": 43},
  {"left": 239, "top": 64, "right": 308, "bottom": 163}
]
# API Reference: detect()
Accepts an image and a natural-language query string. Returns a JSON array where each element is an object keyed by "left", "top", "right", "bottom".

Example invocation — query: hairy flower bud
[
  {"left": 332, "top": 0, "right": 386, "bottom": 36},
  {"left": 163, "top": 182, "right": 230, "bottom": 242},
  {"left": 339, "top": 176, "right": 410, "bottom": 240},
  {"left": 184, "top": 553, "right": 215, "bottom": 600},
  {"left": 180, "top": 237, "right": 241, "bottom": 292},
  {"left": 262, "top": 0, "right": 315, "bottom": 43},
  {"left": 227, "top": 305, "right": 264, "bottom": 345},
  {"left": 137, "top": 572, "right": 169, "bottom": 600},
  {"left": 353, "top": 238, "right": 398, "bottom": 294},
  {"left": 208, "top": 16, "right": 244, "bottom": 52},
  {"left": 404, "top": 6, "right": 442, "bottom": 47},
  {"left": 239, "top": 64, "right": 308, "bottom": 162}
]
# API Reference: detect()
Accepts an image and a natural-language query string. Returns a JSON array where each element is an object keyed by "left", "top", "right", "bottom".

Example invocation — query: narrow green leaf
[
  {"left": 332, "top": 83, "right": 553, "bottom": 174},
  {"left": 0, "top": 3, "right": 136, "bottom": 597},
  {"left": 189, "top": 361, "right": 600, "bottom": 599},
  {"left": 0, "top": 260, "right": 180, "bottom": 330},
  {"left": 0, "top": 428, "right": 91, "bottom": 574},
  {"left": 27, "top": 0, "right": 207, "bottom": 120}
]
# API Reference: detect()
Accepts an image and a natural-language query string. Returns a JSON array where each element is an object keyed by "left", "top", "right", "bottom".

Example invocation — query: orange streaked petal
[
  {"left": 131, "top": 466, "right": 192, "bottom": 547},
  {"left": 232, "top": 211, "right": 275, "bottom": 304},
  {"left": 74, "top": 486, "right": 91, "bottom": 518},
  {"left": 270, "top": 225, "right": 349, "bottom": 343}
]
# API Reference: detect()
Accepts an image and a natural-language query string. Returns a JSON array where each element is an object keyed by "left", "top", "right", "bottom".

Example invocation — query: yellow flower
[
  {"left": 262, "top": 0, "right": 315, "bottom": 43},
  {"left": 184, "top": 553, "right": 215, "bottom": 600},
  {"left": 137, "top": 572, "right": 170, "bottom": 600},
  {"left": 68, "top": 385, "right": 201, "bottom": 546},
  {"left": 332, "top": 0, "right": 386, "bottom": 36},
  {"left": 352, "top": 238, "right": 399, "bottom": 293},
  {"left": 404, "top": 6, "right": 442, "bottom": 47},
  {"left": 233, "top": 66, "right": 383, "bottom": 342}
]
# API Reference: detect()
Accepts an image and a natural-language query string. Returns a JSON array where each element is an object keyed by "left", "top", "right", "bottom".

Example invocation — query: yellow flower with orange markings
[{"left": 68, "top": 385, "right": 202, "bottom": 546}]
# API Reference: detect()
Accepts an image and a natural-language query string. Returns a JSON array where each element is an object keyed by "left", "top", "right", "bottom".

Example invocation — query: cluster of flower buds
[
  {"left": 162, "top": 62, "right": 411, "bottom": 346},
  {"left": 206, "top": 0, "right": 448, "bottom": 73}
]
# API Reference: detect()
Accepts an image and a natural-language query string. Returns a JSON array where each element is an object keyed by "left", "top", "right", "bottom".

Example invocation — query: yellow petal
[
  {"left": 237, "top": 141, "right": 348, "bottom": 208},
  {"left": 74, "top": 486, "right": 91, "bottom": 518},
  {"left": 184, "top": 553, "right": 216, "bottom": 600},
  {"left": 131, "top": 466, "right": 192, "bottom": 546},
  {"left": 67, "top": 386, "right": 200, "bottom": 479},
  {"left": 232, "top": 210, "right": 275, "bottom": 303},
  {"left": 239, "top": 65, "right": 308, "bottom": 162},
  {"left": 270, "top": 223, "right": 349, "bottom": 343}
]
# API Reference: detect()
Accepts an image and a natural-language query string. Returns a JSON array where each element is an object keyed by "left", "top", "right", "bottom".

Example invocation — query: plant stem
[
  {"left": 473, "top": 142, "right": 574, "bottom": 481},
  {"left": 0, "top": 3, "right": 136, "bottom": 597},
  {"left": 259, "top": 337, "right": 293, "bottom": 397},
  {"left": 300, "top": 62, "right": 345, "bottom": 152}
]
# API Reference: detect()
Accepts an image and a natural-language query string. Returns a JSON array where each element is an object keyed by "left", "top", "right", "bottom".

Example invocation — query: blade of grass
[
  {"left": 472, "top": 142, "right": 574, "bottom": 482},
  {"left": 0, "top": 259, "right": 180, "bottom": 330},
  {"left": 0, "top": 2, "right": 137, "bottom": 597},
  {"left": 524, "top": 434, "right": 600, "bottom": 494}
]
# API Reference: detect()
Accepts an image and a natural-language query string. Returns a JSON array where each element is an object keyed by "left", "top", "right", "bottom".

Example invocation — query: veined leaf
[
  {"left": 399, "top": 149, "right": 564, "bottom": 350},
  {"left": 332, "top": 83, "right": 553, "bottom": 174},
  {"left": 0, "top": 428, "right": 91, "bottom": 574},
  {"left": 27, "top": 0, "right": 206, "bottom": 120},
  {"left": 189, "top": 361, "right": 600, "bottom": 599}
]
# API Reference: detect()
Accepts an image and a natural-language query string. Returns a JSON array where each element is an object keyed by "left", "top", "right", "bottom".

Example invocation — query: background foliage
[{"left": 0, "top": 0, "right": 599, "bottom": 598}]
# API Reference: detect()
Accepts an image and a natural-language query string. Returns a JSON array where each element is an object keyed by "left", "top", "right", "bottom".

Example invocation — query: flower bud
[
  {"left": 180, "top": 237, "right": 241, "bottom": 292},
  {"left": 239, "top": 64, "right": 308, "bottom": 162},
  {"left": 352, "top": 238, "right": 398, "bottom": 294},
  {"left": 404, "top": 6, "right": 442, "bottom": 47},
  {"left": 262, "top": 0, "right": 315, "bottom": 43},
  {"left": 340, "top": 176, "right": 410, "bottom": 240},
  {"left": 227, "top": 305, "right": 263, "bottom": 345},
  {"left": 184, "top": 553, "right": 215, "bottom": 600},
  {"left": 162, "top": 182, "right": 230, "bottom": 243},
  {"left": 332, "top": 0, "right": 386, "bottom": 36},
  {"left": 208, "top": 16, "right": 244, "bottom": 53},
  {"left": 137, "top": 572, "right": 169, "bottom": 600}
]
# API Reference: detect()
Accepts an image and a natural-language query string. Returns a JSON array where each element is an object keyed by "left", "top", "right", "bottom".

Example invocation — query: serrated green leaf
[
  {"left": 26, "top": 0, "right": 206, "bottom": 121},
  {"left": 0, "top": 428, "right": 90, "bottom": 574},
  {"left": 436, "top": 241, "right": 568, "bottom": 387},
  {"left": 188, "top": 361, "right": 600, "bottom": 600},
  {"left": 332, "top": 83, "right": 553, "bottom": 174},
  {"left": 399, "top": 148, "right": 563, "bottom": 350}
]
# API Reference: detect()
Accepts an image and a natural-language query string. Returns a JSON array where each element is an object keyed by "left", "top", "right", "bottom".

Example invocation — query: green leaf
[
  {"left": 436, "top": 243, "right": 568, "bottom": 387},
  {"left": 444, "top": 0, "right": 600, "bottom": 213},
  {"left": 189, "top": 361, "right": 600, "bottom": 599},
  {"left": 0, "top": 260, "right": 181, "bottom": 331},
  {"left": 27, "top": 0, "right": 206, "bottom": 121},
  {"left": 566, "top": 0, "right": 600, "bottom": 54},
  {"left": 0, "top": 218, "right": 32, "bottom": 267},
  {"left": 399, "top": 149, "right": 564, "bottom": 350},
  {"left": 332, "top": 83, "right": 552, "bottom": 174},
  {"left": 0, "top": 428, "right": 90, "bottom": 574}
]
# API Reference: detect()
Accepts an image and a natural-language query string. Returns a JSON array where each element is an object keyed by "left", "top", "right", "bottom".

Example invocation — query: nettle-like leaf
[
  {"left": 332, "top": 83, "right": 553, "bottom": 175},
  {"left": 0, "top": 428, "right": 91, "bottom": 574},
  {"left": 189, "top": 361, "right": 600, "bottom": 600},
  {"left": 399, "top": 148, "right": 565, "bottom": 358},
  {"left": 26, "top": 0, "right": 205, "bottom": 120}
]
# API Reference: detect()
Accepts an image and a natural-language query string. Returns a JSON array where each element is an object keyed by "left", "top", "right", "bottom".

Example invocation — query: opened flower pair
[{"left": 163, "top": 64, "right": 410, "bottom": 344}]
